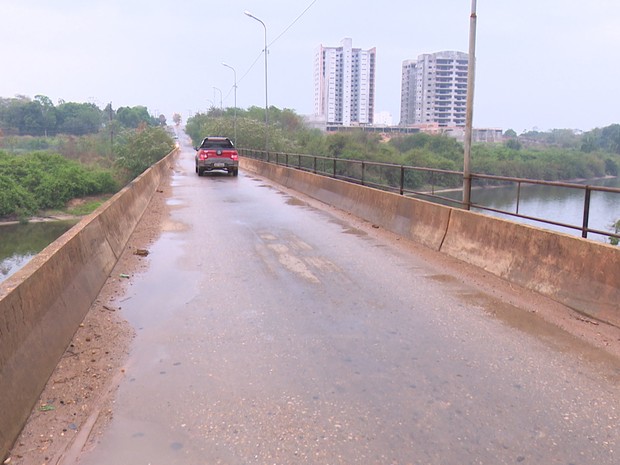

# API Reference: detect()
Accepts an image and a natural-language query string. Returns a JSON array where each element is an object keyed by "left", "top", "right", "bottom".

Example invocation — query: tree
[
  {"left": 114, "top": 126, "right": 175, "bottom": 180},
  {"left": 173, "top": 113, "right": 182, "bottom": 125},
  {"left": 56, "top": 102, "right": 103, "bottom": 135},
  {"left": 505, "top": 138, "right": 522, "bottom": 150},
  {"left": 600, "top": 124, "right": 620, "bottom": 154},
  {"left": 0, "top": 96, "right": 46, "bottom": 135},
  {"left": 581, "top": 133, "right": 597, "bottom": 153},
  {"left": 34, "top": 95, "right": 57, "bottom": 137},
  {"left": 116, "top": 106, "right": 157, "bottom": 128},
  {"left": 504, "top": 129, "right": 517, "bottom": 138}
]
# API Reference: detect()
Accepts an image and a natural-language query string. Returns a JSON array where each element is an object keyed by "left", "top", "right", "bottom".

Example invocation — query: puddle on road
[
  {"left": 79, "top": 229, "right": 205, "bottom": 464},
  {"left": 119, "top": 232, "right": 199, "bottom": 330},
  {"left": 421, "top": 272, "right": 620, "bottom": 381},
  {"left": 327, "top": 217, "right": 368, "bottom": 237},
  {"left": 427, "top": 274, "right": 460, "bottom": 284},
  {"left": 458, "top": 288, "right": 620, "bottom": 381},
  {"left": 285, "top": 197, "right": 309, "bottom": 208}
]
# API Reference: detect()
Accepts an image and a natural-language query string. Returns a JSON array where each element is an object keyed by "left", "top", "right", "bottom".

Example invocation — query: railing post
[
  {"left": 361, "top": 162, "right": 365, "bottom": 186},
  {"left": 582, "top": 187, "right": 591, "bottom": 238},
  {"left": 400, "top": 166, "right": 405, "bottom": 195},
  {"left": 286, "top": 153, "right": 289, "bottom": 167},
  {"left": 313, "top": 156, "right": 317, "bottom": 174},
  {"left": 333, "top": 158, "right": 337, "bottom": 178},
  {"left": 516, "top": 181, "right": 522, "bottom": 215}
]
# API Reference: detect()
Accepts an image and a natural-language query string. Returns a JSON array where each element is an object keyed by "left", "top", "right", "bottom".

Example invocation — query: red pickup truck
[{"left": 194, "top": 136, "right": 239, "bottom": 177}]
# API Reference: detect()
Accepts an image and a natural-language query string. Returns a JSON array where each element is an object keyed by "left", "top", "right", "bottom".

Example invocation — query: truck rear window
[{"left": 201, "top": 139, "right": 234, "bottom": 149}]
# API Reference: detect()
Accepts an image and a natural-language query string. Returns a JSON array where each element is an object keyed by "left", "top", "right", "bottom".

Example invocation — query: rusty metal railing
[{"left": 239, "top": 148, "right": 620, "bottom": 243}]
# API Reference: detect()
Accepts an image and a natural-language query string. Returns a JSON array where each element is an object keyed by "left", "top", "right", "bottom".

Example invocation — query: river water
[
  {"left": 0, "top": 177, "right": 618, "bottom": 284},
  {"left": 0, "top": 220, "right": 77, "bottom": 283},
  {"left": 459, "top": 177, "right": 620, "bottom": 241}
]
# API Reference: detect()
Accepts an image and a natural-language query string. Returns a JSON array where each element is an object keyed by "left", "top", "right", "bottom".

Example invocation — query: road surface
[{"left": 78, "top": 143, "right": 620, "bottom": 465}]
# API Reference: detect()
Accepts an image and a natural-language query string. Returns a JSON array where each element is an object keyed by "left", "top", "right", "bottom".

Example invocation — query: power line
[
  {"left": 237, "top": 0, "right": 318, "bottom": 89},
  {"left": 268, "top": 0, "right": 317, "bottom": 48}
]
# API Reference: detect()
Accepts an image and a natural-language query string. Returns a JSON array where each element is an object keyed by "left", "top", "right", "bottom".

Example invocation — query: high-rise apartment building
[
  {"left": 314, "top": 38, "right": 376, "bottom": 126},
  {"left": 400, "top": 51, "right": 469, "bottom": 127}
]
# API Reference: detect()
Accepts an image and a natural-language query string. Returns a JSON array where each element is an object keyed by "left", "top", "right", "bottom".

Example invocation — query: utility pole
[
  {"left": 108, "top": 102, "right": 114, "bottom": 156},
  {"left": 463, "top": 0, "right": 477, "bottom": 210}
]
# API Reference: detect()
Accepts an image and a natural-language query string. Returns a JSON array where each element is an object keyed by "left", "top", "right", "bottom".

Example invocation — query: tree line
[
  {"left": 0, "top": 95, "right": 167, "bottom": 137},
  {"left": 186, "top": 107, "right": 620, "bottom": 184},
  {"left": 0, "top": 96, "right": 176, "bottom": 220}
]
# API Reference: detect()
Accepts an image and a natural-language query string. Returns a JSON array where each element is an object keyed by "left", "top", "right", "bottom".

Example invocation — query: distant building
[
  {"left": 400, "top": 51, "right": 469, "bottom": 127},
  {"left": 314, "top": 38, "right": 376, "bottom": 126},
  {"left": 374, "top": 111, "right": 393, "bottom": 126},
  {"left": 444, "top": 127, "right": 504, "bottom": 143}
]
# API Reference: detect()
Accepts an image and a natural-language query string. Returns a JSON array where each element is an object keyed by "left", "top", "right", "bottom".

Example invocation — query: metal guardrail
[{"left": 239, "top": 148, "right": 620, "bottom": 242}]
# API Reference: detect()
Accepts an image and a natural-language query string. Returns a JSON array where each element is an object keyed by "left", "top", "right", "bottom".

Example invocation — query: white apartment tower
[
  {"left": 314, "top": 38, "right": 376, "bottom": 126},
  {"left": 400, "top": 51, "right": 469, "bottom": 127}
]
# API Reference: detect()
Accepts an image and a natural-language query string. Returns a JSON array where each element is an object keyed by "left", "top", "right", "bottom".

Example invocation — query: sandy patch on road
[{"left": 5, "top": 179, "right": 172, "bottom": 465}]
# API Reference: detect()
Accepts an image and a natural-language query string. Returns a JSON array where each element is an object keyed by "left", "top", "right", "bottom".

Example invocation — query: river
[
  {"left": 0, "top": 177, "right": 618, "bottom": 284},
  {"left": 0, "top": 220, "right": 78, "bottom": 283},
  {"left": 460, "top": 176, "right": 620, "bottom": 241}
]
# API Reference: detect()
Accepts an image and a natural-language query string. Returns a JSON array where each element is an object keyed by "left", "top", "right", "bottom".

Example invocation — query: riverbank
[
  {"left": 0, "top": 214, "right": 80, "bottom": 227},
  {"left": 0, "top": 195, "right": 110, "bottom": 227}
]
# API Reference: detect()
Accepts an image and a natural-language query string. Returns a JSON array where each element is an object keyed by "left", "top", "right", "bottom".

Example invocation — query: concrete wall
[
  {"left": 0, "top": 150, "right": 176, "bottom": 459},
  {"left": 241, "top": 157, "right": 620, "bottom": 327}
]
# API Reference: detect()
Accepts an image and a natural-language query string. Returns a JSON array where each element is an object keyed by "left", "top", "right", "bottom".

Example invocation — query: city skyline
[{"left": 1, "top": 0, "right": 619, "bottom": 132}]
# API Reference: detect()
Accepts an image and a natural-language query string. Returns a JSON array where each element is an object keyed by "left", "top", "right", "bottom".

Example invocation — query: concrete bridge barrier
[
  {"left": 241, "top": 157, "right": 620, "bottom": 327},
  {"left": 0, "top": 150, "right": 177, "bottom": 459},
  {"left": 245, "top": 158, "right": 452, "bottom": 251},
  {"left": 441, "top": 208, "right": 620, "bottom": 326}
]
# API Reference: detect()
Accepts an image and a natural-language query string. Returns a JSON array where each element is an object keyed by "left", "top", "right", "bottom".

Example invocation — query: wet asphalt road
[{"left": 79, "top": 145, "right": 620, "bottom": 465}]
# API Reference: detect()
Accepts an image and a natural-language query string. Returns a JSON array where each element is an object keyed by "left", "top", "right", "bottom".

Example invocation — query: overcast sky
[{"left": 1, "top": 0, "right": 619, "bottom": 132}]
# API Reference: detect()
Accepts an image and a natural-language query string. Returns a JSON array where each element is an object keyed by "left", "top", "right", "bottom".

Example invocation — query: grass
[{"left": 65, "top": 197, "right": 110, "bottom": 216}]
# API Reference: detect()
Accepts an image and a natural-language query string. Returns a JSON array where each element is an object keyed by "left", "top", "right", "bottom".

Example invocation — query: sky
[{"left": 1, "top": 0, "right": 619, "bottom": 132}]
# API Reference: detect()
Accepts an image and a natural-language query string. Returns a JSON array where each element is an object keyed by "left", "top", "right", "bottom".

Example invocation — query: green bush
[
  {"left": 113, "top": 127, "right": 175, "bottom": 182},
  {"left": 0, "top": 174, "right": 38, "bottom": 216},
  {"left": 0, "top": 150, "right": 118, "bottom": 218}
]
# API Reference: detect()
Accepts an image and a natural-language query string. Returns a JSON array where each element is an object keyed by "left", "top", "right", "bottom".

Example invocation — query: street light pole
[
  {"left": 244, "top": 10, "right": 269, "bottom": 154},
  {"left": 463, "top": 0, "right": 477, "bottom": 210},
  {"left": 222, "top": 62, "right": 238, "bottom": 145},
  {"left": 213, "top": 87, "right": 223, "bottom": 110}
]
